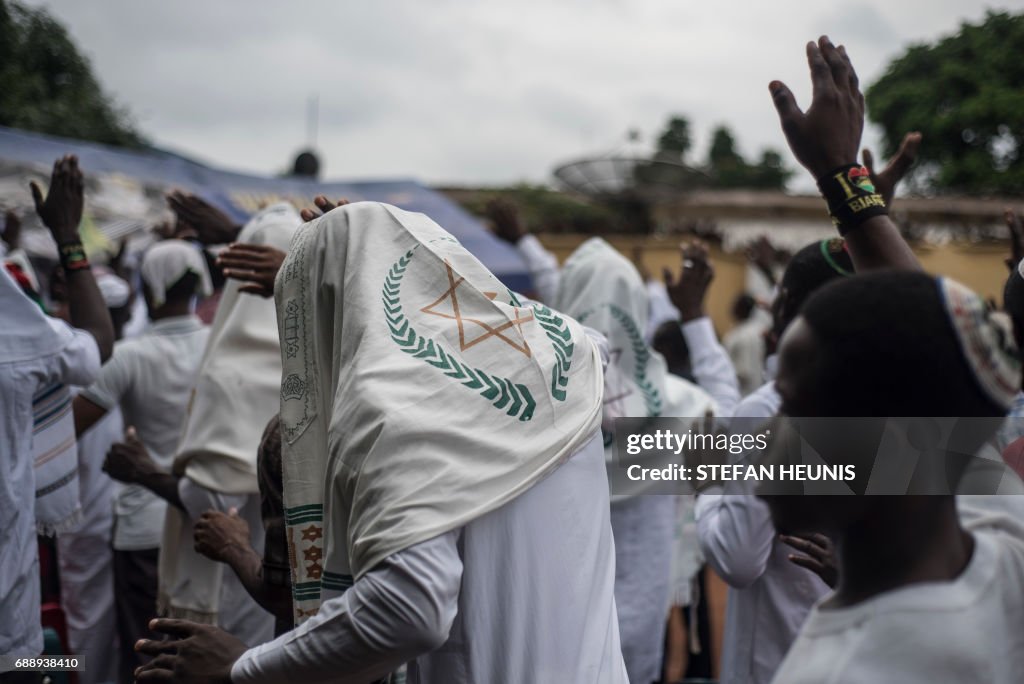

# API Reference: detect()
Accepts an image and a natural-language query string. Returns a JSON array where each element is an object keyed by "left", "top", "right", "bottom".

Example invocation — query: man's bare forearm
[
  {"left": 137, "top": 470, "right": 185, "bottom": 510},
  {"left": 222, "top": 544, "right": 293, "bottom": 623},
  {"left": 843, "top": 215, "right": 922, "bottom": 273},
  {"left": 62, "top": 255, "right": 115, "bottom": 361}
]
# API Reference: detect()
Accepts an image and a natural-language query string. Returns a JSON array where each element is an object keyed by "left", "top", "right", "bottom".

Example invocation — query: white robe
[{"left": 231, "top": 433, "right": 628, "bottom": 683}]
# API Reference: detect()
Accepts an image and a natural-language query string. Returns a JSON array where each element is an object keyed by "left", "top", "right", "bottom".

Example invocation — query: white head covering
[
  {"left": 277, "top": 202, "right": 603, "bottom": 623},
  {"left": 939, "top": 276, "right": 1021, "bottom": 410},
  {"left": 140, "top": 239, "right": 212, "bottom": 307},
  {"left": 159, "top": 203, "right": 302, "bottom": 624},
  {"left": 94, "top": 268, "right": 131, "bottom": 308},
  {"left": 554, "top": 238, "right": 715, "bottom": 497}
]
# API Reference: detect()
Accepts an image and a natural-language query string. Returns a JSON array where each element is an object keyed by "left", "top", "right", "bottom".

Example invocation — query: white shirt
[
  {"left": 696, "top": 368, "right": 823, "bottom": 684},
  {"left": 723, "top": 318, "right": 767, "bottom": 396},
  {"left": 231, "top": 433, "right": 628, "bottom": 684},
  {"left": 176, "top": 479, "right": 274, "bottom": 647},
  {"left": 772, "top": 511, "right": 1024, "bottom": 684},
  {"left": 80, "top": 315, "right": 209, "bottom": 550},
  {"left": 705, "top": 370, "right": 1024, "bottom": 684},
  {"left": 65, "top": 396, "right": 122, "bottom": 538},
  {"left": 0, "top": 319, "right": 100, "bottom": 658},
  {"left": 646, "top": 280, "right": 680, "bottom": 341}
]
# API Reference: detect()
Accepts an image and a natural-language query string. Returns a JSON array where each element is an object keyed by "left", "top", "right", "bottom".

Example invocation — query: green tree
[
  {"left": 0, "top": 0, "right": 144, "bottom": 147},
  {"left": 708, "top": 125, "right": 744, "bottom": 167},
  {"left": 655, "top": 115, "right": 692, "bottom": 163},
  {"left": 866, "top": 11, "right": 1024, "bottom": 195},
  {"left": 747, "top": 150, "right": 791, "bottom": 189},
  {"left": 704, "top": 124, "right": 791, "bottom": 190}
]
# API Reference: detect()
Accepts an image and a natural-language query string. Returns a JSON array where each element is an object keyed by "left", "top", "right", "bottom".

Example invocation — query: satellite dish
[{"left": 552, "top": 154, "right": 707, "bottom": 201}]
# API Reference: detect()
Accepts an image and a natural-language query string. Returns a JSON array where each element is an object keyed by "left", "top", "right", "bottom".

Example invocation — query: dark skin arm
[
  {"left": 31, "top": 155, "right": 115, "bottom": 361},
  {"left": 166, "top": 191, "right": 241, "bottom": 245},
  {"left": 2, "top": 209, "right": 21, "bottom": 251},
  {"left": 193, "top": 510, "right": 293, "bottom": 623},
  {"left": 299, "top": 195, "right": 350, "bottom": 222},
  {"left": 664, "top": 240, "right": 714, "bottom": 323},
  {"left": 102, "top": 427, "right": 184, "bottom": 510},
  {"left": 769, "top": 37, "right": 921, "bottom": 273},
  {"left": 72, "top": 394, "right": 108, "bottom": 437},
  {"left": 216, "top": 244, "right": 287, "bottom": 298},
  {"left": 781, "top": 532, "right": 839, "bottom": 588},
  {"left": 1004, "top": 208, "right": 1024, "bottom": 272},
  {"left": 135, "top": 619, "right": 245, "bottom": 684}
]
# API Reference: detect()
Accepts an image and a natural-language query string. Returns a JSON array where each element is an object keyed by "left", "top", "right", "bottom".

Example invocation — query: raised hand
[
  {"left": 2, "top": 210, "right": 21, "bottom": 251},
  {"left": 194, "top": 508, "right": 252, "bottom": 564},
  {"left": 166, "top": 191, "right": 240, "bottom": 245},
  {"left": 770, "top": 36, "right": 921, "bottom": 272},
  {"left": 862, "top": 132, "right": 922, "bottom": 208},
  {"left": 780, "top": 532, "right": 838, "bottom": 588},
  {"left": 1006, "top": 209, "right": 1024, "bottom": 272},
  {"left": 299, "top": 195, "right": 350, "bottom": 222},
  {"left": 664, "top": 240, "right": 714, "bottom": 323},
  {"left": 134, "top": 619, "right": 246, "bottom": 684},
  {"left": 30, "top": 154, "right": 84, "bottom": 244},
  {"left": 216, "top": 243, "right": 287, "bottom": 297},
  {"left": 769, "top": 36, "right": 864, "bottom": 179},
  {"left": 485, "top": 197, "right": 526, "bottom": 244}
]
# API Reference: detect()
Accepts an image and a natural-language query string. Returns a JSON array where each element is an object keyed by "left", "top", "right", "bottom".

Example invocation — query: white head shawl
[
  {"left": 94, "top": 268, "right": 131, "bottom": 308},
  {"left": 276, "top": 202, "right": 603, "bottom": 622},
  {"left": 140, "top": 239, "right": 212, "bottom": 307},
  {"left": 174, "top": 202, "right": 302, "bottom": 491},
  {"left": 158, "top": 203, "right": 302, "bottom": 624},
  {"left": 554, "top": 238, "right": 715, "bottom": 497}
]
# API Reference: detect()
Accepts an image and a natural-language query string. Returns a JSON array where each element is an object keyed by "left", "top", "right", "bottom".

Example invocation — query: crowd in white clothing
[{"left": 4, "top": 35, "right": 1024, "bottom": 684}]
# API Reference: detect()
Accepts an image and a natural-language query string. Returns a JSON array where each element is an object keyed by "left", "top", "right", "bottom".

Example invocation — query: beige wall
[{"left": 537, "top": 234, "right": 1011, "bottom": 335}]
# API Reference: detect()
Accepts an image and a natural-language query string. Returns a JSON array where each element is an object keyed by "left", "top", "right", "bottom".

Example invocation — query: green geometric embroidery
[
  {"left": 607, "top": 303, "right": 662, "bottom": 418},
  {"left": 383, "top": 248, "right": 538, "bottom": 421}
]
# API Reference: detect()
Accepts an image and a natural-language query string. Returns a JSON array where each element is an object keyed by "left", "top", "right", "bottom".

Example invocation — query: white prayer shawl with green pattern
[
  {"left": 158, "top": 202, "right": 301, "bottom": 624},
  {"left": 276, "top": 202, "right": 603, "bottom": 624},
  {"left": 554, "top": 237, "right": 716, "bottom": 499}
]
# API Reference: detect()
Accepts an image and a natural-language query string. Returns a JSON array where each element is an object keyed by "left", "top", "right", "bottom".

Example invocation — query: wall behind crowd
[{"left": 538, "top": 234, "right": 1010, "bottom": 335}]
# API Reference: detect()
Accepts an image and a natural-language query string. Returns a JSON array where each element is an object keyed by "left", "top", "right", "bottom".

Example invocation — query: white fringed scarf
[{"left": 0, "top": 266, "right": 83, "bottom": 535}]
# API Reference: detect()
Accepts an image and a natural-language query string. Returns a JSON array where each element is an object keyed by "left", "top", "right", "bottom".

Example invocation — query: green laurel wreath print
[
  {"left": 532, "top": 304, "right": 573, "bottom": 401},
  {"left": 607, "top": 303, "right": 663, "bottom": 418},
  {"left": 382, "top": 249, "right": 574, "bottom": 421}
]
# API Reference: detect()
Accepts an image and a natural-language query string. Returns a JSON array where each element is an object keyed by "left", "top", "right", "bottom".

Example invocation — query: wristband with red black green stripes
[{"left": 58, "top": 241, "right": 90, "bottom": 271}]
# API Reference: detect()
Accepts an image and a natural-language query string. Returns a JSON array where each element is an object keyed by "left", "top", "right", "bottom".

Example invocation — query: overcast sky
[{"left": 23, "top": 0, "right": 1024, "bottom": 191}]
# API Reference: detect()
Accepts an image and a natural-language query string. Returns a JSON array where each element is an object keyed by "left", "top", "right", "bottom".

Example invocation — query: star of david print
[{"left": 420, "top": 259, "right": 535, "bottom": 357}]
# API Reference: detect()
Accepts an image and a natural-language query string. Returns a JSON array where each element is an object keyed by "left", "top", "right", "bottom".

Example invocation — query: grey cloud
[{"left": 21, "top": 0, "right": 1024, "bottom": 185}]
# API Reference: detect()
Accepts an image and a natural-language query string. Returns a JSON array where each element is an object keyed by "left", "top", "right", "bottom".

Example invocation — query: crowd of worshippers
[{"left": 2, "top": 36, "right": 1024, "bottom": 684}]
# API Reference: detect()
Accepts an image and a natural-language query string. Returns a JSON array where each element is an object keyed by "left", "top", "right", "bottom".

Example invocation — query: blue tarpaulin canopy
[{"left": 0, "top": 126, "right": 532, "bottom": 291}]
